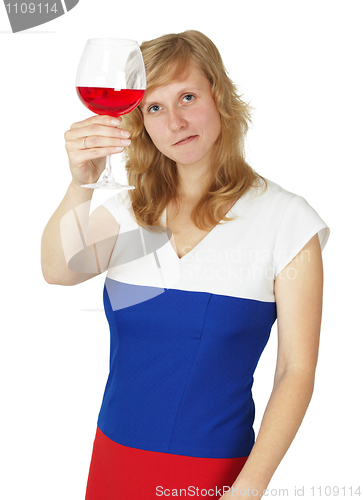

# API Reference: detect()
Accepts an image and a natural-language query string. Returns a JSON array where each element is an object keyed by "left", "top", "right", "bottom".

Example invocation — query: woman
[{"left": 41, "top": 31, "right": 330, "bottom": 499}]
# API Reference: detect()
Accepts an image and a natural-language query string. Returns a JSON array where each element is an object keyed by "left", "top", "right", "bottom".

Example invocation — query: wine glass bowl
[{"left": 76, "top": 38, "right": 146, "bottom": 189}]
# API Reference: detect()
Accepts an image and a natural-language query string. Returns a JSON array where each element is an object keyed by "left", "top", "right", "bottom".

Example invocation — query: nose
[{"left": 168, "top": 106, "right": 187, "bottom": 132}]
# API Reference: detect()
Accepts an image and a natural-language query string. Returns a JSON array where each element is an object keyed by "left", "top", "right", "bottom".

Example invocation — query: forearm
[
  {"left": 230, "top": 369, "right": 315, "bottom": 497},
  {"left": 41, "top": 181, "right": 94, "bottom": 285}
]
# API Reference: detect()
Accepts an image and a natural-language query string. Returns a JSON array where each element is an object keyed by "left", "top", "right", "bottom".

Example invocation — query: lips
[{"left": 173, "top": 135, "right": 197, "bottom": 146}]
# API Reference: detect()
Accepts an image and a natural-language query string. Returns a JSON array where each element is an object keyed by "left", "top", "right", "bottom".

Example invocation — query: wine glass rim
[{"left": 86, "top": 38, "right": 139, "bottom": 47}]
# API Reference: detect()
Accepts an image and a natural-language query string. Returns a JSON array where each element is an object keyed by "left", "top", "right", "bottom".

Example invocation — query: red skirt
[{"left": 85, "top": 427, "right": 248, "bottom": 499}]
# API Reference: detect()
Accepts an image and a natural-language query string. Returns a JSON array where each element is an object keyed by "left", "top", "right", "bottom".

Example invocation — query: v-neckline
[{"left": 163, "top": 196, "right": 242, "bottom": 261}]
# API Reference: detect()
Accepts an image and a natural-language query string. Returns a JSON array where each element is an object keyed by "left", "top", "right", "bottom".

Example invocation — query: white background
[{"left": 1, "top": 1, "right": 362, "bottom": 499}]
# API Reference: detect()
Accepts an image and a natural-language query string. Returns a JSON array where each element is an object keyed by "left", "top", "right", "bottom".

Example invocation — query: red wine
[{"left": 76, "top": 87, "right": 145, "bottom": 116}]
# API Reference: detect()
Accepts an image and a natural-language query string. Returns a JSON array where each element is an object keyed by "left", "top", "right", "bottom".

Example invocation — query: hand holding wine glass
[
  {"left": 75, "top": 38, "right": 146, "bottom": 190},
  {"left": 64, "top": 114, "right": 132, "bottom": 189}
]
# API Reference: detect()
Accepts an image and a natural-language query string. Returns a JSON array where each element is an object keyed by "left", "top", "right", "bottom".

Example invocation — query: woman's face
[{"left": 140, "top": 65, "right": 221, "bottom": 171}]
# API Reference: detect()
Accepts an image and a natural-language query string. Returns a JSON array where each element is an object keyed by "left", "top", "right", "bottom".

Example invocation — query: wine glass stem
[{"left": 104, "top": 155, "right": 114, "bottom": 181}]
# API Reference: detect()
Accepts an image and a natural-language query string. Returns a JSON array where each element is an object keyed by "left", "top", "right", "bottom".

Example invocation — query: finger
[
  {"left": 66, "top": 135, "right": 130, "bottom": 153},
  {"left": 81, "top": 135, "right": 131, "bottom": 150},
  {"left": 70, "top": 114, "right": 122, "bottom": 130},
  {"left": 69, "top": 146, "right": 125, "bottom": 165},
  {"left": 65, "top": 123, "right": 130, "bottom": 143}
]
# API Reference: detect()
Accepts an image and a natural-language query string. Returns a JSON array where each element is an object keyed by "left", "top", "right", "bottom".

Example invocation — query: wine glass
[{"left": 76, "top": 38, "right": 146, "bottom": 189}]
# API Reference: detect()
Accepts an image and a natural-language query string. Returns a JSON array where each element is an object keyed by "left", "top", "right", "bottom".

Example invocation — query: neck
[{"left": 175, "top": 163, "right": 212, "bottom": 203}]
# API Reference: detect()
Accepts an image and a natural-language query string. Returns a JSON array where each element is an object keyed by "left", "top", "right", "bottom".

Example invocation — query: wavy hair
[{"left": 122, "top": 30, "right": 265, "bottom": 230}]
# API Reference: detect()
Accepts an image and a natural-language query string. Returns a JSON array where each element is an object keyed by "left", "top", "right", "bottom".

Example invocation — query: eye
[
  {"left": 182, "top": 94, "right": 195, "bottom": 103},
  {"left": 148, "top": 104, "right": 161, "bottom": 113}
]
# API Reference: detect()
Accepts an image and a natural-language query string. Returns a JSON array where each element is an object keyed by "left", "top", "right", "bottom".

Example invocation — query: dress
[{"left": 85, "top": 178, "right": 330, "bottom": 499}]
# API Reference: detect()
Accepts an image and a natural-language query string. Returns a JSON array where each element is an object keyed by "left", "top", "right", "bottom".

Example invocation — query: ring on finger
[{"left": 83, "top": 136, "right": 89, "bottom": 149}]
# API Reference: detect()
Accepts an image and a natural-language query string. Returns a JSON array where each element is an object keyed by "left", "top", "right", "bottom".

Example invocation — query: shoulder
[
  {"left": 230, "top": 176, "right": 329, "bottom": 278},
  {"left": 260, "top": 178, "right": 329, "bottom": 277},
  {"left": 238, "top": 176, "right": 325, "bottom": 228},
  {"left": 103, "top": 189, "right": 133, "bottom": 210},
  {"left": 256, "top": 177, "right": 298, "bottom": 207},
  {"left": 101, "top": 190, "right": 134, "bottom": 226},
  {"left": 231, "top": 176, "right": 299, "bottom": 220}
]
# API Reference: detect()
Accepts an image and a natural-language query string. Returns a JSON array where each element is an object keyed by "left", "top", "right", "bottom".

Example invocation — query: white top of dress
[{"left": 102, "top": 177, "right": 329, "bottom": 305}]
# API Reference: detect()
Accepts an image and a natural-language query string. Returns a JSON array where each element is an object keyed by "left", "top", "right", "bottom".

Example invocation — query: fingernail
[
  {"left": 112, "top": 118, "right": 121, "bottom": 125},
  {"left": 121, "top": 130, "right": 131, "bottom": 138}
]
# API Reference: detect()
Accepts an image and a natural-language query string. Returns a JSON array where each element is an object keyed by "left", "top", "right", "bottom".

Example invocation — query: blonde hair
[{"left": 122, "top": 30, "right": 265, "bottom": 230}]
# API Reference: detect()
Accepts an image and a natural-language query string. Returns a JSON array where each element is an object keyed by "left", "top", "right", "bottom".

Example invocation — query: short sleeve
[{"left": 273, "top": 195, "right": 330, "bottom": 278}]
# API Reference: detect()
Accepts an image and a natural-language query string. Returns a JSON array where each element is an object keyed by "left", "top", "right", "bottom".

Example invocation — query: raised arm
[
  {"left": 41, "top": 114, "right": 131, "bottom": 286},
  {"left": 220, "top": 233, "right": 324, "bottom": 498}
]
